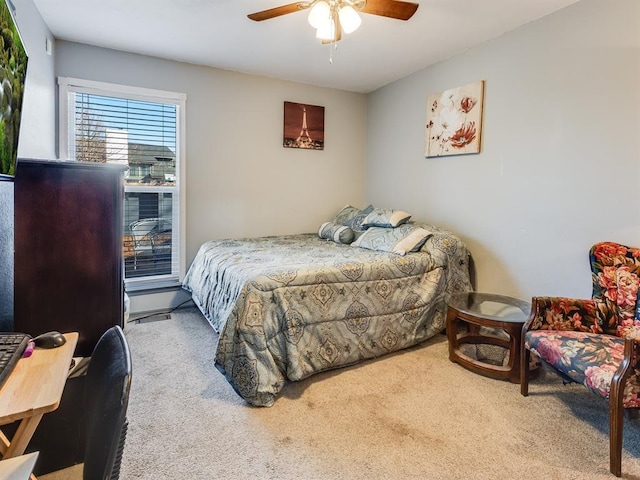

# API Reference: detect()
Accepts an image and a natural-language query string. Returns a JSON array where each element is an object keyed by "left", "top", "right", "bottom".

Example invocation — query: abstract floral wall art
[{"left": 425, "top": 80, "right": 484, "bottom": 158}]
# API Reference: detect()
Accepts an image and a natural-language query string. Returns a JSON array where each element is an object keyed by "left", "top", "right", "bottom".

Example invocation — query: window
[{"left": 58, "top": 78, "right": 186, "bottom": 291}]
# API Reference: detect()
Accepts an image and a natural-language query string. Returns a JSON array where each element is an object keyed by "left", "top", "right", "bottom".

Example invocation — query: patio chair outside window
[{"left": 129, "top": 218, "right": 159, "bottom": 270}]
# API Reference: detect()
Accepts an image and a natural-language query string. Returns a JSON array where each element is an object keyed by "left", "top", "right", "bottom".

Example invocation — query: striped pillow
[{"left": 318, "top": 222, "right": 355, "bottom": 244}]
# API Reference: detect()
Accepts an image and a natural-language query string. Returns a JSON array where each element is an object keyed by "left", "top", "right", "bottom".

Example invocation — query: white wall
[
  {"left": 366, "top": 0, "right": 640, "bottom": 301},
  {"left": 54, "top": 42, "right": 368, "bottom": 312}
]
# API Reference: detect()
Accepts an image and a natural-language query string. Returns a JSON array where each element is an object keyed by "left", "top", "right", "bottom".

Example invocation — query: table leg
[
  {"left": 446, "top": 307, "right": 460, "bottom": 362},
  {"left": 2, "top": 414, "right": 44, "bottom": 459},
  {"left": 0, "top": 429, "right": 9, "bottom": 455},
  {"left": 505, "top": 325, "right": 522, "bottom": 383}
]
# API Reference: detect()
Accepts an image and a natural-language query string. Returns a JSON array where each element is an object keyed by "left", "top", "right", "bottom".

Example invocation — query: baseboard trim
[{"left": 127, "top": 287, "right": 192, "bottom": 316}]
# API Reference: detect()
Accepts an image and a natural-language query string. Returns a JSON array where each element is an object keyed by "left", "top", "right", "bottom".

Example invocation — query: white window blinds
[{"left": 59, "top": 78, "right": 186, "bottom": 291}]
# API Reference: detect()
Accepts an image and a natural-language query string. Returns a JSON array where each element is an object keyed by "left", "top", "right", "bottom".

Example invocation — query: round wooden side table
[{"left": 446, "top": 292, "right": 531, "bottom": 384}]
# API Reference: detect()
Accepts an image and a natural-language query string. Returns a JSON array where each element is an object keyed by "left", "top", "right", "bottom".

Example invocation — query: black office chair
[
  {"left": 82, "top": 325, "right": 132, "bottom": 480},
  {"left": 20, "top": 326, "right": 132, "bottom": 480}
]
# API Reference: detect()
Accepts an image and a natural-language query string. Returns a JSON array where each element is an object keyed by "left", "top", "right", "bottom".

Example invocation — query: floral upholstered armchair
[{"left": 520, "top": 242, "right": 640, "bottom": 477}]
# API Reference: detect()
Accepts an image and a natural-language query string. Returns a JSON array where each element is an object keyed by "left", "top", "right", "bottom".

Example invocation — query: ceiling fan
[{"left": 247, "top": 0, "right": 419, "bottom": 44}]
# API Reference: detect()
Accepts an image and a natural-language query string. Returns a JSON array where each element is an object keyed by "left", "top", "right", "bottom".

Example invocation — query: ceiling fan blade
[
  {"left": 360, "top": 0, "right": 419, "bottom": 20},
  {"left": 247, "top": 2, "right": 309, "bottom": 22}
]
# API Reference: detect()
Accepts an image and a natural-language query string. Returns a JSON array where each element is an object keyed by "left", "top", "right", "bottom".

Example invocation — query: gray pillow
[
  {"left": 362, "top": 208, "right": 411, "bottom": 228},
  {"left": 332, "top": 204, "right": 374, "bottom": 237},
  {"left": 318, "top": 222, "right": 355, "bottom": 244},
  {"left": 333, "top": 204, "right": 373, "bottom": 224},
  {"left": 332, "top": 205, "right": 361, "bottom": 225},
  {"left": 351, "top": 224, "right": 433, "bottom": 255}
]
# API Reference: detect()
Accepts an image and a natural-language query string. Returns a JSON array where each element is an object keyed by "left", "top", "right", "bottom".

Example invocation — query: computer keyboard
[{"left": 0, "top": 332, "right": 31, "bottom": 390}]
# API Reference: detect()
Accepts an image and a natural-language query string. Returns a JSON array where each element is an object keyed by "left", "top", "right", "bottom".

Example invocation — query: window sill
[{"left": 125, "top": 278, "right": 182, "bottom": 294}]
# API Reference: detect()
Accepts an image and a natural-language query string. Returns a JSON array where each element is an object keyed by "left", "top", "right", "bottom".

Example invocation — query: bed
[{"left": 183, "top": 222, "right": 472, "bottom": 407}]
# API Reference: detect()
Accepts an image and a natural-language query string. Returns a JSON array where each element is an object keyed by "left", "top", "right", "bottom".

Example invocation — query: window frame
[{"left": 58, "top": 77, "right": 187, "bottom": 292}]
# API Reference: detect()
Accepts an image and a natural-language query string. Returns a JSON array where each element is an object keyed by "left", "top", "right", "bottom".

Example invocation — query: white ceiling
[{"left": 33, "top": 0, "right": 580, "bottom": 93}]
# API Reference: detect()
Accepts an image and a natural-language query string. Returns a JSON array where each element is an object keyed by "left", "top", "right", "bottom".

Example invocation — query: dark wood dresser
[{"left": 14, "top": 158, "right": 126, "bottom": 356}]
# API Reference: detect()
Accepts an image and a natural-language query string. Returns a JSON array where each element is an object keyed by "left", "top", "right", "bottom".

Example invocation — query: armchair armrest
[
  {"left": 522, "top": 296, "right": 604, "bottom": 334},
  {"left": 624, "top": 326, "right": 640, "bottom": 341},
  {"left": 612, "top": 329, "right": 640, "bottom": 386}
]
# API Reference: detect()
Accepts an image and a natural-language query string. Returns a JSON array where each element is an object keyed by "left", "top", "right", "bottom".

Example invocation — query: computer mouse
[{"left": 33, "top": 331, "right": 67, "bottom": 349}]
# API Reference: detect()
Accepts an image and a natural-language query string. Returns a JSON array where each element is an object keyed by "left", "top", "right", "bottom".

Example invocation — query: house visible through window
[{"left": 58, "top": 78, "right": 186, "bottom": 291}]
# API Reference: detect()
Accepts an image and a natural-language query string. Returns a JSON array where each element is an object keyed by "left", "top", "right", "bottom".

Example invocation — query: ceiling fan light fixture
[
  {"left": 247, "top": 0, "right": 420, "bottom": 63},
  {"left": 315, "top": 16, "right": 336, "bottom": 41},
  {"left": 308, "top": 1, "right": 331, "bottom": 29},
  {"left": 338, "top": 5, "right": 361, "bottom": 34}
]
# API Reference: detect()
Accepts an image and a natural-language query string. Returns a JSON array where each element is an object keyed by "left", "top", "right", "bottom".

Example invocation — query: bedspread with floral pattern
[{"left": 183, "top": 226, "right": 472, "bottom": 406}]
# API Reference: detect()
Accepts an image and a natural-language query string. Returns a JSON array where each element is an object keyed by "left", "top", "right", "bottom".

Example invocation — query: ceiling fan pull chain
[{"left": 329, "top": 40, "right": 338, "bottom": 63}]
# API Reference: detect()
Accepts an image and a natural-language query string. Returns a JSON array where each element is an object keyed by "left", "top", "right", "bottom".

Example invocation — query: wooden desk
[
  {"left": 0, "top": 452, "right": 39, "bottom": 480},
  {"left": 0, "top": 333, "right": 78, "bottom": 460}
]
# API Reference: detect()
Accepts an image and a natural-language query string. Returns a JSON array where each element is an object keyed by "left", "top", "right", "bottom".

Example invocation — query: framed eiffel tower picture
[{"left": 283, "top": 101, "right": 325, "bottom": 150}]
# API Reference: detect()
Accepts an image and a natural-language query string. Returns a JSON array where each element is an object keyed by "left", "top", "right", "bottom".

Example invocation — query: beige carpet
[{"left": 120, "top": 308, "right": 640, "bottom": 480}]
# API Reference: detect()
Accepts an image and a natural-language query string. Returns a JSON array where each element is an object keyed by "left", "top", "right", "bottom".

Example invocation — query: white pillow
[
  {"left": 352, "top": 224, "right": 432, "bottom": 255},
  {"left": 362, "top": 208, "right": 411, "bottom": 228}
]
